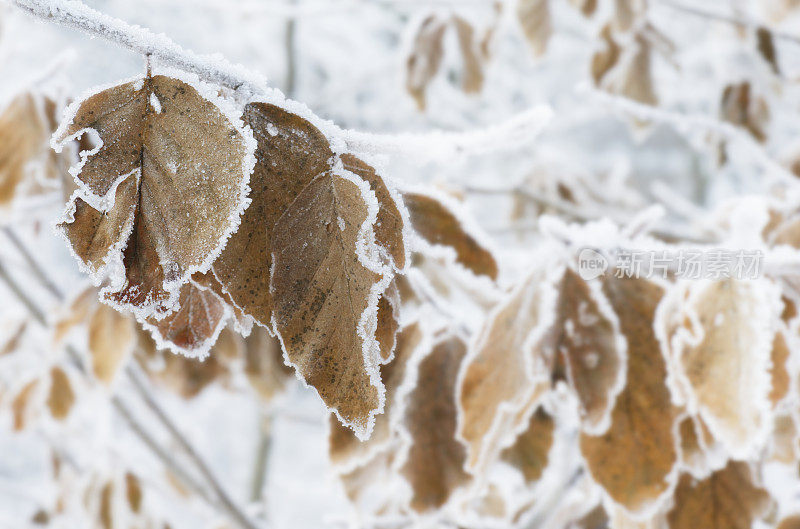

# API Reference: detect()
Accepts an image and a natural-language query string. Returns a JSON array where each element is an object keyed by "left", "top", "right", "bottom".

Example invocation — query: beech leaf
[
  {"left": 89, "top": 303, "right": 136, "bottom": 385},
  {"left": 47, "top": 367, "right": 75, "bottom": 420},
  {"left": 213, "top": 102, "right": 333, "bottom": 326},
  {"left": 580, "top": 277, "right": 678, "bottom": 514},
  {"left": 270, "top": 169, "right": 386, "bottom": 438},
  {"left": 401, "top": 335, "right": 471, "bottom": 512},
  {"left": 55, "top": 74, "right": 253, "bottom": 317},
  {"left": 405, "top": 15, "right": 447, "bottom": 110},
  {"left": 500, "top": 406, "right": 555, "bottom": 484},
  {"left": 666, "top": 462, "right": 773, "bottom": 529},
  {"left": 517, "top": 0, "right": 552, "bottom": 58},
  {"left": 403, "top": 191, "right": 498, "bottom": 279}
]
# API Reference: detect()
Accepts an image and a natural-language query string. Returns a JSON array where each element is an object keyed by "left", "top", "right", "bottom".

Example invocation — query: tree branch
[{"left": 7, "top": 0, "right": 553, "bottom": 161}]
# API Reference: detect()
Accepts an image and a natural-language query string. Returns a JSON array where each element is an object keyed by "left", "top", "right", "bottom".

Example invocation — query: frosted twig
[
  {"left": 581, "top": 85, "right": 799, "bottom": 187},
  {"left": 8, "top": 0, "right": 553, "bottom": 159},
  {"left": 654, "top": 0, "right": 800, "bottom": 46},
  {"left": 2, "top": 227, "right": 64, "bottom": 299}
]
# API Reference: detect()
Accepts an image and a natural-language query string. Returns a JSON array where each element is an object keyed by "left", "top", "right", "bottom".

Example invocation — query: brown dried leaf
[
  {"left": 517, "top": 0, "right": 551, "bottom": 57},
  {"left": 341, "top": 154, "right": 406, "bottom": 269},
  {"left": 778, "top": 515, "right": 800, "bottom": 529},
  {"left": 500, "top": 406, "right": 555, "bottom": 483},
  {"left": 12, "top": 379, "right": 39, "bottom": 430},
  {"left": 157, "top": 349, "right": 227, "bottom": 399},
  {"left": 403, "top": 192, "right": 497, "bottom": 279},
  {"left": 613, "top": 0, "right": 644, "bottom": 32},
  {"left": 770, "top": 330, "right": 791, "bottom": 406},
  {"left": 375, "top": 281, "right": 401, "bottom": 362},
  {"left": 720, "top": 82, "right": 770, "bottom": 142},
  {"left": 569, "top": 0, "right": 597, "bottom": 17},
  {"left": 99, "top": 482, "right": 113, "bottom": 529},
  {"left": 580, "top": 277, "right": 678, "bottom": 514},
  {"left": 609, "top": 35, "right": 657, "bottom": 105},
  {"left": 330, "top": 321, "right": 424, "bottom": 468},
  {"left": 271, "top": 170, "right": 385, "bottom": 437},
  {"left": 144, "top": 280, "right": 227, "bottom": 356},
  {"left": 666, "top": 462, "right": 773, "bottom": 529},
  {"left": 56, "top": 75, "right": 251, "bottom": 316},
  {"left": 214, "top": 102, "right": 333, "bottom": 326},
  {"left": 401, "top": 335, "right": 470, "bottom": 512},
  {"left": 406, "top": 15, "right": 447, "bottom": 110},
  {"left": 552, "top": 269, "right": 624, "bottom": 433},
  {"left": 53, "top": 287, "right": 97, "bottom": 343},
  {"left": 125, "top": 472, "right": 142, "bottom": 513},
  {"left": 769, "top": 412, "right": 799, "bottom": 463},
  {"left": 243, "top": 326, "right": 293, "bottom": 402},
  {"left": 757, "top": 26, "right": 780, "bottom": 74},
  {"left": 0, "top": 93, "right": 61, "bottom": 206},
  {"left": 0, "top": 320, "right": 26, "bottom": 356},
  {"left": 47, "top": 367, "right": 75, "bottom": 420},
  {"left": 673, "top": 279, "right": 777, "bottom": 457},
  {"left": 89, "top": 303, "right": 135, "bottom": 384},
  {"left": 591, "top": 25, "right": 621, "bottom": 86},
  {"left": 458, "top": 268, "right": 556, "bottom": 469},
  {"left": 452, "top": 16, "right": 485, "bottom": 94}
]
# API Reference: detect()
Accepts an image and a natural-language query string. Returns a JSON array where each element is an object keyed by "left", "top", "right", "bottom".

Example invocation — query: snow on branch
[{"left": 8, "top": 0, "right": 553, "bottom": 160}]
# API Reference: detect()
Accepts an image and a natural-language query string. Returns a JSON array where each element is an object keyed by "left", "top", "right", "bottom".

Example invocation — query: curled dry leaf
[
  {"left": 56, "top": 74, "right": 252, "bottom": 316},
  {"left": 405, "top": 15, "right": 447, "bottom": 110},
  {"left": 89, "top": 303, "right": 136, "bottom": 385},
  {"left": 243, "top": 326, "right": 294, "bottom": 402},
  {"left": 452, "top": 16, "right": 485, "bottom": 94},
  {"left": 720, "top": 82, "right": 770, "bottom": 142},
  {"left": 143, "top": 280, "right": 228, "bottom": 357},
  {"left": 341, "top": 154, "right": 406, "bottom": 269},
  {"left": 330, "top": 321, "right": 424, "bottom": 469},
  {"left": 500, "top": 406, "right": 555, "bottom": 484},
  {"left": 270, "top": 169, "right": 385, "bottom": 438},
  {"left": 458, "top": 267, "right": 557, "bottom": 470},
  {"left": 517, "top": 0, "right": 552, "bottom": 58},
  {"left": 125, "top": 472, "right": 142, "bottom": 513},
  {"left": 403, "top": 191, "right": 498, "bottom": 280},
  {"left": 401, "top": 335, "right": 470, "bottom": 512},
  {"left": 47, "top": 367, "right": 75, "bottom": 420},
  {"left": 580, "top": 277, "right": 678, "bottom": 514},
  {"left": 666, "top": 462, "right": 773, "bottom": 529},
  {"left": 670, "top": 279, "right": 778, "bottom": 458},
  {"left": 551, "top": 269, "right": 625, "bottom": 433},
  {"left": 214, "top": 102, "right": 333, "bottom": 327}
]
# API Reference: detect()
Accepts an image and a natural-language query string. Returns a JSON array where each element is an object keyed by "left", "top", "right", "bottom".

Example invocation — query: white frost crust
[
  {"left": 268, "top": 167, "right": 392, "bottom": 442},
  {"left": 454, "top": 256, "right": 563, "bottom": 476},
  {"left": 51, "top": 69, "right": 256, "bottom": 322},
  {"left": 666, "top": 278, "right": 779, "bottom": 461},
  {"left": 135, "top": 279, "right": 231, "bottom": 360}
]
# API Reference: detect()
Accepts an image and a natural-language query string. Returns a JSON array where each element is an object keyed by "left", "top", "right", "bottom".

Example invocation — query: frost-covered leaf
[
  {"left": 769, "top": 412, "right": 798, "bottom": 463},
  {"left": 47, "top": 367, "right": 75, "bottom": 420},
  {"left": 458, "top": 267, "right": 558, "bottom": 469},
  {"left": 403, "top": 191, "right": 497, "bottom": 279},
  {"left": 89, "top": 303, "right": 135, "bottom": 384},
  {"left": 500, "top": 406, "right": 554, "bottom": 483},
  {"left": 271, "top": 169, "right": 385, "bottom": 438},
  {"left": 243, "top": 326, "right": 293, "bottom": 403},
  {"left": 341, "top": 154, "right": 406, "bottom": 269},
  {"left": 405, "top": 15, "right": 447, "bottom": 110},
  {"left": 375, "top": 281, "right": 401, "bottom": 362},
  {"left": 401, "top": 335, "right": 470, "bottom": 512},
  {"left": 213, "top": 102, "right": 333, "bottom": 326},
  {"left": 452, "top": 16, "right": 485, "bottom": 94},
  {"left": 580, "top": 277, "right": 678, "bottom": 514},
  {"left": 552, "top": 269, "right": 624, "bottom": 433},
  {"left": 517, "top": 0, "right": 551, "bottom": 57},
  {"left": 720, "top": 82, "right": 769, "bottom": 142},
  {"left": 0, "top": 93, "right": 65, "bottom": 207},
  {"left": 143, "top": 280, "right": 228, "bottom": 357},
  {"left": 55, "top": 74, "right": 252, "bottom": 317},
  {"left": 330, "top": 321, "right": 424, "bottom": 468},
  {"left": 666, "top": 462, "right": 773, "bottom": 529},
  {"left": 669, "top": 279, "right": 778, "bottom": 458}
]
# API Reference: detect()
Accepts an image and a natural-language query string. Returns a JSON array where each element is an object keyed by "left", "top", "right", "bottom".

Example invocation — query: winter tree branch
[{"left": 7, "top": 0, "right": 553, "bottom": 161}]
